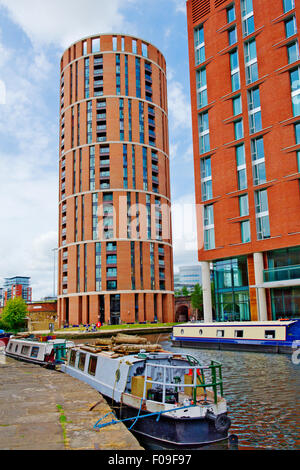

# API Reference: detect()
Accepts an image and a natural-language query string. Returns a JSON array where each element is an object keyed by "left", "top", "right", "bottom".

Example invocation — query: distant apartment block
[
  {"left": 174, "top": 265, "right": 202, "bottom": 291},
  {"left": 4, "top": 277, "right": 32, "bottom": 305}
]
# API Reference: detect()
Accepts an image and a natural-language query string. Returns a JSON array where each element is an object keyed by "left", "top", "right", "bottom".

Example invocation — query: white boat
[
  {"left": 61, "top": 345, "right": 232, "bottom": 448},
  {"left": 5, "top": 336, "right": 74, "bottom": 368},
  {"left": 172, "top": 319, "right": 300, "bottom": 353}
]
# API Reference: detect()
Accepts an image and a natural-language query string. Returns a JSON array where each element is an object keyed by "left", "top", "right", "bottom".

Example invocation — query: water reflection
[{"left": 162, "top": 339, "right": 300, "bottom": 450}]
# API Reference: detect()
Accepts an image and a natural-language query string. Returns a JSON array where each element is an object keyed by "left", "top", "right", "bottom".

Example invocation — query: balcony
[{"left": 263, "top": 265, "right": 300, "bottom": 283}]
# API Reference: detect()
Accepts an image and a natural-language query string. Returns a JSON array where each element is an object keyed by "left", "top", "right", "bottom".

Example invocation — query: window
[
  {"left": 136, "top": 58, "right": 141, "bottom": 98},
  {"left": 113, "top": 36, "right": 117, "bottom": 51},
  {"left": 198, "top": 111, "right": 210, "bottom": 154},
  {"left": 142, "top": 43, "right": 148, "bottom": 58},
  {"left": 241, "top": 0, "right": 255, "bottom": 37},
  {"left": 132, "top": 39, "right": 137, "bottom": 54},
  {"left": 143, "top": 147, "right": 148, "bottom": 190},
  {"left": 217, "top": 330, "right": 224, "bottom": 337},
  {"left": 21, "top": 345, "right": 30, "bottom": 355},
  {"left": 233, "top": 95, "right": 242, "bottom": 115},
  {"left": 204, "top": 204, "right": 215, "bottom": 250},
  {"left": 285, "top": 16, "right": 297, "bottom": 38},
  {"left": 69, "top": 350, "right": 77, "bottom": 367},
  {"left": 255, "top": 189, "right": 270, "bottom": 239},
  {"left": 265, "top": 330, "right": 276, "bottom": 339},
  {"left": 201, "top": 156, "right": 213, "bottom": 201},
  {"left": 283, "top": 0, "right": 295, "bottom": 13},
  {"left": 95, "top": 242, "right": 101, "bottom": 291},
  {"left": 92, "top": 38, "right": 100, "bottom": 53},
  {"left": 297, "top": 151, "right": 300, "bottom": 172},
  {"left": 194, "top": 25, "right": 205, "bottom": 66},
  {"left": 230, "top": 49, "right": 240, "bottom": 91},
  {"left": 83, "top": 41, "right": 87, "bottom": 56},
  {"left": 248, "top": 87, "right": 262, "bottom": 134},
  {"left": 241, "top": 220, "right": 251, "bottom": 243},
  {"left": 239, "top": 194, "right": 249, "bottom": 216},
  {"left": 251, "top": 136, "right": 266, "bottom": 185},
  {"left": 290, "top": 68, "right": 300, "bottom": 117},
  {"left": 116, "top": 54, "right": 121, "bottom": 96},
  {"left": 196, "top": 68, "right": 208, "bottom": 109},
  {"left": 236, "top": 144, "right": 247, "bottom": 189},
  {"left": 227, "top": 4, "right": 236, "bottom": 23},
  {"left": 234, "top": 119, "right": 244, "bottom": 140},
  {"left": 295, "top": 122, "right": 300, "bottom": 143},
  {"left": 244, "top": 39, "right": 258, "bottom": 84},
  {"left": 287, "top": 41, "right": 299, "bottom": 64},
  {"left": 78, "top": 352, "right": 86, "bottom": 371},
  {"left": 84, "top": 58, "right": 90, "bottom": 98},
  {"left": 228, "top": 26, "right": 237, "bottom": 46},
  {"left": 31, "top": 347, "right": 39, "bottom": 358},
  {"left": 88, "top": 356, "right": 97, "bottom": 376},
  {"left": 235, "top": 330, "right": 244, "bottom": 338}
]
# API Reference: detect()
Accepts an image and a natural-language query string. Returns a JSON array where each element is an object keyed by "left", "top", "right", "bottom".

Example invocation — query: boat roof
[
  {"left": 176, "top": 320, "right": 299, "bottom": 327},
  {"left": 73, "top": 346, "right": 183, "bottom": 364}
]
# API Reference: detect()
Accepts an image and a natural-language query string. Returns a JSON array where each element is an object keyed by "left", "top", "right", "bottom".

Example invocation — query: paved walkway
[{"left": 0, "top": 356, "right": 143, "bottom": 450}]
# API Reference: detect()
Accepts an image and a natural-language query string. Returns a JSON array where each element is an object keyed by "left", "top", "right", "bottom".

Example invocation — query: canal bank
[
  {"left": 0, "top": 357, "right": 143, "bottom": 450},
  {"left": 32, "top": 326, "right": 173, "bottom": 341}
]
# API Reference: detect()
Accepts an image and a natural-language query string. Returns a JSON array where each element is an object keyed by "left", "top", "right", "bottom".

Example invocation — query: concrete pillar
[
  {"left": 253, "top": 252, "right": 268, "bottom": 321},
  {"left": 201, "top": 261, "right": 213, "bottom": 322}
]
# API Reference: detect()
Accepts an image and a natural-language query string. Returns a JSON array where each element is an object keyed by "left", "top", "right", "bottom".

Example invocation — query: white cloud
[
  {"left": 172, "top": 0, "right": 187, "bottom": 14},
  {"left": 167, "top": 78, "right": 191, "bottom": 131},
  {"left": 0, "top": 0, "right": 135, "bottom": 49}
]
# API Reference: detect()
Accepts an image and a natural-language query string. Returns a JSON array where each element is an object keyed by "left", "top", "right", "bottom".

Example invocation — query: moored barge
[
  {"left": 61, "top": 345, "right": 232, "bottom": 448},
  {"left": 5, "top": 336, "right": 74, "bottom": 368},
  {"left": 172, "top": 320, "right": 300, "bottom": 354}
]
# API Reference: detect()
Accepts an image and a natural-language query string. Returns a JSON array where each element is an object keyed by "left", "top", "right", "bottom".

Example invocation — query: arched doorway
[{"left": 176, "top": 304, "right": 189, "bottom": 323}]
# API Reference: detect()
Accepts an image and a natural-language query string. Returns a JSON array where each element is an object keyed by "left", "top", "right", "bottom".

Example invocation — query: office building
[
  {"left": 58, "top": 34, "right": 174, "bottom": 325},
  {"left": 174, "top": 265, "right": 202, "bottom": 291},
  {"left": 187, "top": 0, "right": 300, "bottom": 322},
  {"left": 3, "top": 277, "right": 32, "bottom": 305}
]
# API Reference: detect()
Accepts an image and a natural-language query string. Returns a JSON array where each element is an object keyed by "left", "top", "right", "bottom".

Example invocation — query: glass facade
[{"left": 213, "top": 257, "right": 250, "bottom": 322}]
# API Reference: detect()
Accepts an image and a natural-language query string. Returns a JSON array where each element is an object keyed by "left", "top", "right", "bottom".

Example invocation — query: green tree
[
  {"left": 1, "top": 298, "right": 28, "bottom": 332},
  {"left": 191, "top": 283, "right": 203, "bottom": 321},
  {"left": 181, "top": 286, "right": 189, "bottom": 297}
]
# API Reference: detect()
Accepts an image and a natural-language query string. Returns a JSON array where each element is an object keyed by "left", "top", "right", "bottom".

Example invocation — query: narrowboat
[
  {"left": 172, "top": 319, "right": 300, "bottom": 354},
  {"left": 61, "top": 346, "right": 232, "bottom": 449},
  {"left": 5, "top": 336, "right": 74, "bottom": 368}
]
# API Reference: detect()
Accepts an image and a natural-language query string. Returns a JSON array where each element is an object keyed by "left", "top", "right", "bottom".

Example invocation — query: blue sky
[{"left": 0, "top": 0, "right": 198, "bottom": 300}]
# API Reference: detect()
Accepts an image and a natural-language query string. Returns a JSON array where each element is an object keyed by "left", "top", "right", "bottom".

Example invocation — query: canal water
[{"left": 159, "top": 335, "right": 300, "bottom": 450}]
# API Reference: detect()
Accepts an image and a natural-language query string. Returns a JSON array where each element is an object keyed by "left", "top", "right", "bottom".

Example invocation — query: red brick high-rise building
[
  {"left": 187, "top": 0, "right": 300, "bottom": 322},
  {"left": 58, "top": 34, "right": 174, "bottom": 325}
]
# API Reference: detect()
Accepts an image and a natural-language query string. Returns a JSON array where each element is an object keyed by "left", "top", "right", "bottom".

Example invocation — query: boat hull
[
  {"left": 107, "top": 399, "right": 229, "bottom": 449},
  {"left": 171, "top": 338, "right": 293, "bottom": 354}
]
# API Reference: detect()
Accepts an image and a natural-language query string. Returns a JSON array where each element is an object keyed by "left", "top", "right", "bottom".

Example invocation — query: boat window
[
  {"left": 21, "top": 345, "right": 30, "bottom": 355},
  {"left": 31, "top": 347, "right": 39, "bottom": 358},
  {"left": 217, "top": 330, "right": 224, "bottom": 337},
  {"left": 265, "top": 330, "right": 276, "bottom": 339},
  {"left": 181, "top": 329, "right": 185, "bottom": 334},
  {"left": 15, "top": 345, "right": 18, "bottom": 352},
  {"left": 69, "top": 350, "right": 77, "bottom": 367},
  {"left": 234, "top": 330, "right": 244, "bottom": 338},
  {"left": 8, "top": 343, "right": 13, "bottom": 351},
  {"left": 78, "top": 352, "right": 86, "bottom": 371},
  {"left": 88, "top": 355, "right": 98, "bottom": 376},
  {"left": 199, "top": 329, "right": 203, "bottom": 335}
]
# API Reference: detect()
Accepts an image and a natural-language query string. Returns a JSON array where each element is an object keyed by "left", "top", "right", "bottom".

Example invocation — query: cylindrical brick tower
[{"left": 58, "top": 34, "right": 174, "bottom": 326}]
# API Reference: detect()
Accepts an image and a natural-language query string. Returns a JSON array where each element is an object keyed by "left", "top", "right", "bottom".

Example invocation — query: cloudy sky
[{"left": 0, "top": 0, "right": 198, "bottom": 300}]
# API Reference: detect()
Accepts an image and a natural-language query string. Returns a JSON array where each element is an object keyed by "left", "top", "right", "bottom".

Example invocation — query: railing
[
  {"left": 142, "top": 356, "right": 224, "bottom": 405},
  {"left": 263, "top": 264, "right": 300, "bottom": 282}
]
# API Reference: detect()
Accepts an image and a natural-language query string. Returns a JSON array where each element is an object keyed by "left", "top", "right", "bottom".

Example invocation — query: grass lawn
[{"left": 56, "top": 322, "right": 178, "bottom": 333}]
